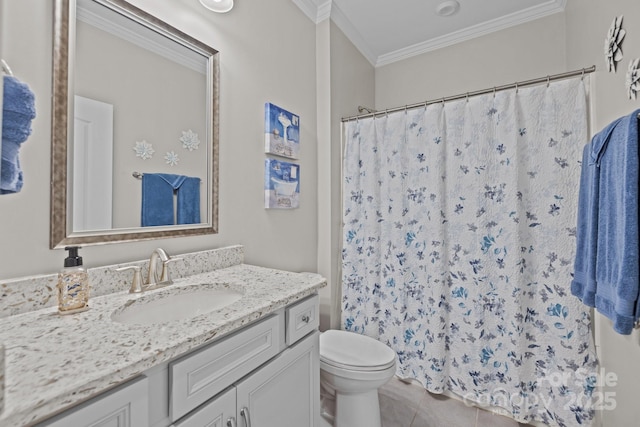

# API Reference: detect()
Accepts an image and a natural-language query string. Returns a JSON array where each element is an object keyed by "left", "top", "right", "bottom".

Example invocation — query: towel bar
[
  {"left": 1, "top": 59, "right": 13, "bottom": 76},
  {"left": 132, "top": 171, "right": 201, "bottom": 183}
]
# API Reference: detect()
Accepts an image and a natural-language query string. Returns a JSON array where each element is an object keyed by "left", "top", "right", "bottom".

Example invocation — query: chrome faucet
[
  {"left": 116, "top": 248, "right": 182, "bottom": 293},
  {"left": 147, "top": 247, "right": 180, "bottom": 288}
]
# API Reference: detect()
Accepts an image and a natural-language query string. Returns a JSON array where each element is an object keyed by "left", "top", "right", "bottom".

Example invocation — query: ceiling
[{"left": 293, "top": 0, "right": 566, "bottom": 67}]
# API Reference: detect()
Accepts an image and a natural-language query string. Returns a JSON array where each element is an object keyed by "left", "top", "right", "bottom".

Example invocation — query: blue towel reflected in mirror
[{"left": 141, "top": 173, "right": 200, "bottom": 227}]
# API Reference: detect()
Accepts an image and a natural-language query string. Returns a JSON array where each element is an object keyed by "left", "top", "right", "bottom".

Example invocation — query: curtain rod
[{"left": 342, "top": 65, "right": 596, "bottom": 122}]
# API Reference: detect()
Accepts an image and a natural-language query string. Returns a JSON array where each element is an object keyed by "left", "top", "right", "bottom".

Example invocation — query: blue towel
[
  {"left": 176, "top": 176, "right": 200, "bottom": 225},
  {"left": 141, "top": 174, "right": 176, "bottom": 226},
  {"left": 1, "top": 75, "right": 36, "bottom": 194},
  {"left": 571, "top": 109, "right": 640, "bottom": 334},
  {"left": 141, "top": 173, "right": 200, "bottom": 226}
]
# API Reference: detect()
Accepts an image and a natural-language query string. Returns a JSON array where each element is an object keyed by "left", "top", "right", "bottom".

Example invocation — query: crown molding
[
  {"left": 317, "top": 0, "right": 332, "bottom": 21},
  {"left": 330, "top": 1, "right": 377, "bottom": 65},
  {"left": 292, "top": 0, "right": 331, "bottom": 24},
  {"left": 291, "top": 0, "right": 376, "bottom": 64},
  {"left": 376, "top": 0, "right": 567, "bottom": 67},
  {"left": 77, "top": 3, "right": 207, "bottom": 74},
  {"left": 293, "top": 0, "right": 566, "bottom": 68}
]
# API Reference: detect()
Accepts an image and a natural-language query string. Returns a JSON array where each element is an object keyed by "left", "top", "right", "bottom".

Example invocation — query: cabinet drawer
[
  {"left": 286, "top": 294, "right": 319, "bottom": 345},
  {"left": 170, "top": 314, "right": 281, "bottom": 421},
  {"left": 37, "top": 376, "right": 148, "bottom": 427}
]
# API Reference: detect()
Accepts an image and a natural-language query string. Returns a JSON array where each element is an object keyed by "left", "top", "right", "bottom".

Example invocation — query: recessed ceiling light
[
  {"left": 436, "top": 0, "right": 460, "bottom": 17},
  {"left": 199, "top": 0, "right": 234, "bottom": 13}
]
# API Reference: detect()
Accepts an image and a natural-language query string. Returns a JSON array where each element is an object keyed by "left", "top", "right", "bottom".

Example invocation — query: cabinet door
[
  {"left": 173, "top": 387, "right": 236, "bottom": 427},
  {"left": 235, "top": 331, "right": 319, "bottom": 427},
  {"left": 37, "top": 376, "right": 148, "bottom": 427}
]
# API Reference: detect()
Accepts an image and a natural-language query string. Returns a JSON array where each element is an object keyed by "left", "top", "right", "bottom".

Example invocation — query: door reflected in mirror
[{"left": 51, "top": 0, "right": 219, "bottom": 247}]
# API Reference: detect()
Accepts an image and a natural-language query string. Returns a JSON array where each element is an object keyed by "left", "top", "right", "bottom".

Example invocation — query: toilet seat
[{"left": 320, "top": 330, "right": 396, "bottom": 371}]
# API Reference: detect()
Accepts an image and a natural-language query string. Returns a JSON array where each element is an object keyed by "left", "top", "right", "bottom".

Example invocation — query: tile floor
[{"left": 378, "top": 377, "right": 535, "bottom": 427}]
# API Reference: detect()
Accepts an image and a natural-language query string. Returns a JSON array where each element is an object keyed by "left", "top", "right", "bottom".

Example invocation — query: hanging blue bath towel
[
  {"left": 1, "top": 75, "right": 36, "bottom": 194},
  {"left": 141, "top": 173, "right": 200, "bottom": 227},
  {"left": 571, "top": 109, "right": 640, "bottom": 334}
]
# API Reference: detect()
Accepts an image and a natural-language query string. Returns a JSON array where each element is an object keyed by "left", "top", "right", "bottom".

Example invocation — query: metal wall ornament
[
  {"left": 605, "top": 15, "right": 626, "bottom": 72},
  {"left": 626, "top": 58, "right": 640, "bottom": 100},
  {"left": 133, "top": 140, "right": 155, "bottom": 160},
  {"left": 180, "top": 129, "right": 200, "bottom": 151},
  {"left": 165, "top": 150, "right": 180, "bottom": 166}
]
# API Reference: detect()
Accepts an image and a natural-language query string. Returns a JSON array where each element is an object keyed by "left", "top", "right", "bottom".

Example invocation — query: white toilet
[{"left": 319, "top": 330, "right": 397, "bottom": 427}]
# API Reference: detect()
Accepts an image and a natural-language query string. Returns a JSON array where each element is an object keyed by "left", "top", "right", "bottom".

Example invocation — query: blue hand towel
[
  {"left": 1, "top": 75, "right": 36, "bottom": 194},
  {"left": 176, "top": 176, "right": 200, "bottom": 225},
  {"left": 571, "top": 109, "right": 640, "bottom": 334},
  {"left": 141, "top": 174, "right": 176, "bottom": 227},
  {"left": 141, "top": 173, "right": 200, "bottom": 226}
]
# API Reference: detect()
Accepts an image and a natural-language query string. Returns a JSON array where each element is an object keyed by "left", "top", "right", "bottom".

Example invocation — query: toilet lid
[{"left": 320, "top": 330, "right": 396, "bottom": 370}]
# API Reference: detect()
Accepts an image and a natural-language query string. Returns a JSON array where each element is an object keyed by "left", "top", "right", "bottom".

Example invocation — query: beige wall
[
  {"left": 374, "top": 1, "right": 640, "bottom": 425},
  {"left": 0, "top": 0, "right": 319, "bottom": 278}
]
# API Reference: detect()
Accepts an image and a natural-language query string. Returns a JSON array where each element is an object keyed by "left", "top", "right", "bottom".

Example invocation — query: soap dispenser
[{"left": 57, "top": 246, "right": 90, "bottom": 314}]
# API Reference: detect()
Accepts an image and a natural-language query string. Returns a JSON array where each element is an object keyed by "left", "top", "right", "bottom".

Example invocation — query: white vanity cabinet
[
  {"left": 171, "top": 294, "right": 320, "bottom": 427},
  {"left": 174, "top": 331, "right": 319, "bottom": 427},
  {"left": 35, "top": 294, "right": 320, "bottom": 427},
  {"left": 37, "top": 376, "right": 149, "bottom": 427}
]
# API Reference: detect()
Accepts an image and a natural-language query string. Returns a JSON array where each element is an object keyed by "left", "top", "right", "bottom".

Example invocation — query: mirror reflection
[{"left": 51, "top": 0, "right": 219, "bottom": 248}]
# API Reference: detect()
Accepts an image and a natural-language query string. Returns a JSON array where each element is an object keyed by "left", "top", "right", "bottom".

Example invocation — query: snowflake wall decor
[
  {"left": 165, "top": 151, "right": 180, "bottom": 166},
  {"left": 626, "top": 58, "right": 640, "bottom": 100},
  {"left": 180, "top": 129, "right": 200, "bottom": 151},
  {"left": 605, "top": 15, "right": 625, "bottom": 72},
  {"left": 133, "top": 140, "right": 154, "bottom": 160}
]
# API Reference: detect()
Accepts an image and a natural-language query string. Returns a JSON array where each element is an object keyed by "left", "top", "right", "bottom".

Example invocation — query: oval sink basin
[{"left": 111, "top": 283, "right": 244, "bottom": 325}]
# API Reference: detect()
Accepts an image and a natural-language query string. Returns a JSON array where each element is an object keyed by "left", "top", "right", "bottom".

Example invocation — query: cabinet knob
[
  {"left": 240, "top": 407, "right": 252, "bottom": 427},
  {"left": 226, "top": 417, "right": 237, "bottom": 427},
  {"left": 301, "top": 314, "right": 310, "bottom": 323}
]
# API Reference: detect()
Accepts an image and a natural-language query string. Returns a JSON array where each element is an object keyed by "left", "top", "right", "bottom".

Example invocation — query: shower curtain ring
[
  {"left": 465, "top": 93, "right": 469, "bottom": 103},
  {"left": 515, "top": 82, "right": 519, "bottom": 93},
  {"left": 493, "top": 87, "right": 496, "bottom": 98},
  {"left": 581, "top": 68, "right": 585, "bottom": 80},
  {"left": 546, "top": 76, "right": 550, "bottom": 87}
]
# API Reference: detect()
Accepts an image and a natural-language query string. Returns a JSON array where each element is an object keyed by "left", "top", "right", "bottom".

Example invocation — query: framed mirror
[{"left": 51, "top": 0, "right": 219, "bottom": 249}]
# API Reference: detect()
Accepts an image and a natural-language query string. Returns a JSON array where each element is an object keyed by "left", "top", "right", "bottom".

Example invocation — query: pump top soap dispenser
[{"left": 57, "top": 246, "right": 90, "bottom": 314}]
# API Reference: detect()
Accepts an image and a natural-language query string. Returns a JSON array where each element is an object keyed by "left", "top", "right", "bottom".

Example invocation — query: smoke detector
[{"left": 436, "top": 0, "right": 460, "bottom": 17}]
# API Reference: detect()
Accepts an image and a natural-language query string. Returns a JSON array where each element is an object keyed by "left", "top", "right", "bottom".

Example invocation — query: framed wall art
[{"left": 264, "top": 102, "right": 300, "bottom": 159}]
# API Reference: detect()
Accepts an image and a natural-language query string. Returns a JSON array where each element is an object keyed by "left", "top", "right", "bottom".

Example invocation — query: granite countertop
[{"left": 0, "top": 263, "right": 326, "bottom": 426}]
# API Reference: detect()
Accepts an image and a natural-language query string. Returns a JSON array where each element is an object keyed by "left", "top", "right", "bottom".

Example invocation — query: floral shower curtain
[{"left": 342, "top": 77, "right": 598, "bottom": 427}]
